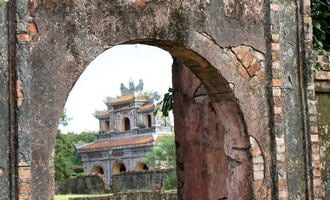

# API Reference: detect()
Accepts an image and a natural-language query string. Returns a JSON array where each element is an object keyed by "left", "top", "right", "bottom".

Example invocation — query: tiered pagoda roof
[{"left": 78, "top": 134, "right": 154, "bottom": 152}]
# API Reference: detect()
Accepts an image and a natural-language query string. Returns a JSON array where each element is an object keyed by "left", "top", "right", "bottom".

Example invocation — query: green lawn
[{"left": 55, "top": 194, "right": 111, "bottom": 200}]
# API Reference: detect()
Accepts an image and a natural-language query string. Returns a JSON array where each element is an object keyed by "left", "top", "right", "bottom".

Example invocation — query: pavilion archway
[
  {"left": 112, "top": 161, "right": 127, "bottom": 175},
  {"left": 91, "top": 165, "right": 104, "bottom": 176},
  {"left": 135, "top": 161, "right": 149, "bottom": 172}
]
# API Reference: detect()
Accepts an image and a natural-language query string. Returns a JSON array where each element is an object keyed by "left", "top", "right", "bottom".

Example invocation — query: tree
[
  {"left": 55, "top": 131, "right": 96, "bottom": 183},
  {"left": 55, "top": 110, "right": 95, "bottom": 183},
  {"left": 312, "top": 0, "right": 330, "bottom": 52},
  {"left": 54, "top": 132, "right": 76, "bottom": 182},
  {"left": 145, "top": 135, "right": 176, "bottom": 168},
  {"left": 144, "top": 134, "right": 177, "bottom": 190},
  {"left": 154, "top": 88, "right": 174, "bottom": 117},
  {"left": 164, "top": 170, "right": 177, "bottom": 190}
]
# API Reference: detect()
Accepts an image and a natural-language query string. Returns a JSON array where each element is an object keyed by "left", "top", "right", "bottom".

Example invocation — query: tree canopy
[
  {"left": 312, "top": 0, "right": 330, "bottom": 52},
  {"left": 55, "top": 131, "right": 95, "bottom": 183},
  {"left": 55, "top": 110, "right": 95, "bottom": 183},
  {"left": 144, "top": 134, "right": 177, "bottom": 190},
  {"left": 144, "top": 134, "right": 176, "bottom": 168},
  {"left": 155, "top": 88, "right": 173, "bottom": 117}
]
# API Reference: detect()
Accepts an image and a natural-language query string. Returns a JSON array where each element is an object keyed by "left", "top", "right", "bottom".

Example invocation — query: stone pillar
[{"left": 268, "top": 0, "right": 322, "bottom": 199}]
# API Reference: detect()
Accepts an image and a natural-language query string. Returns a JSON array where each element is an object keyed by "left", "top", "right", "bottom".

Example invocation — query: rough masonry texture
[
  {"left": 0, "top": 0, "right": 323, "bottom": 199},
  {"left": 315, "top": 54, "right": 330, "bottom": 199},
  {"left": 56, "top": 175, "right": 108, "bottom": 195},
  {"left": 111, "top": 170, "right": 171, "bottom": 193}
]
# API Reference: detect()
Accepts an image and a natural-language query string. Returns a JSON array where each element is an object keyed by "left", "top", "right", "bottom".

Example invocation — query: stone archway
[
  {"left": 64, "top": 38, "right": 257, "bottom": 199},
  {"left": 19, "top": 34, "right": 267, "bottom": 200},
  {"left": 0, "top": 0, "right": 296, "bottom": 199},
  {"left": 1, "top": 0, "right": 322, "bottom": 199}
]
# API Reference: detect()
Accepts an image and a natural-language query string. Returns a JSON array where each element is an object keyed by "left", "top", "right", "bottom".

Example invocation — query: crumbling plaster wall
[{"left": 0, "top": 0, "right": 321, "bottom": 199}]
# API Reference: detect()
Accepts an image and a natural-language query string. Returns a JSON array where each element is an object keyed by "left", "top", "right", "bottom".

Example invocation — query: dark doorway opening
[
  {"left": 124, "top": 117, "right": 130, "bottom": 131},
  {"left": 147, "top": 115, "right": 152, "bottom": 128}
]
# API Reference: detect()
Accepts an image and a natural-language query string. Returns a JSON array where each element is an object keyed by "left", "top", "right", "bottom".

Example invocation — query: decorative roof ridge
[
  {"left": 77, "top": 133, "right": 155, "bottom": 152},
  {"left": 104, "top": 93, "right": 151, "bottom": 106},
  {"left": 138, "top": 103, "right": 154, "bottom": 112},
  {"left": 94, "top": 110, "right": 110, "bottom": 118}
]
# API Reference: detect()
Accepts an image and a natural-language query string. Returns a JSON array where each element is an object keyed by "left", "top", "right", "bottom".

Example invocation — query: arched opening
[
  {"left": 56, "top": 42, "right": 254, "bottom": 199},
  {"left": 135, "top": 161, "right": 149, "bottom": 172},
  {"left": 104, "top": 120, "right": 110, "bottom": 132},
  {"left": 101, "top": 120, "right": 110, "bottom": 134},
  {"left": 91, "top": 165, "right": 104, "bottom": 176},
  {"left": 123, "top": 117, "right": 130, "bottom": 131},
  {"left": 146, "top": 115, "right": 152, "bottom": 128},
  {"left": 112, "top": 161, "right": 127, "bottom": 175},
  {"left": 50, "top": 40, "right": 256, "bottom": 199}
]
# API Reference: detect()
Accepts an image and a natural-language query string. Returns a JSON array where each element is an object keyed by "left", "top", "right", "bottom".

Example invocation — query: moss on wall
[{"left": 317, "top": 93, "right": 330, "bottom": 198}]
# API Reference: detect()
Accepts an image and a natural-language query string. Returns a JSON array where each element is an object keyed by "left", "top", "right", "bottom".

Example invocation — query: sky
[{"left": 60, "top": 44, "right": 173, "bottom": 133}]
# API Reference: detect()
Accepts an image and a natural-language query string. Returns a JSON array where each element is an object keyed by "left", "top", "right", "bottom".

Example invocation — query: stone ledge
[
  {"left": 69, "top": 191, "right": 177, "bottom": 200},
  {"left": 315, "top": 71, "right": 330, "bottom": 81},
  {"left": 315, "top": 81, "right": 330, "bottom": 93}
]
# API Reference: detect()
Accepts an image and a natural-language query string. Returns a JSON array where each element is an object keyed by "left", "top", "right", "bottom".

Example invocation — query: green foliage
[
  {"left": 144, "top": 134, "right": 177, "bottom": 190},
  {"left": 144, "top": 134, "right": 176, "bottom": 168},
  {"left": 71, "top": 172, "right": 88, "bottom": 179},
  {"left": 59, "top": 110, "right": 71, "bottom": 127},
  {"left": 164, "top": 170, "right": 177, "bottom": 190},
  {"left": 0, "top": 0, "right": 9, "bottom": 4},
  {"left": 155, "top": 88, "right": 174, "bottom": 117},
  {"left": 55, "top": 131, "right": 95, "bottom": 183},
  {"left": 55, "top": 132, "right": 75, "bottom": 182},
  {"left": 312, "top": 0, "right": 330, "bottom": 52}
]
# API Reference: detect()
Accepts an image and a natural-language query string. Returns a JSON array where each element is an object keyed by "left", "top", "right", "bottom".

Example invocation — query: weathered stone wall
[
  {"left": 274, "top": 1, "right": 310, "bottom": 198},
  {"left": 315, "top": 54, "right": 330, "bottom": 199},
  {"left": 12, "top": 1, "right": 272, "bottom": 199},
  {"left": 56, "top": 175, "right": 108, "bottom": 195},
  {"left": 0, "top": 0, "right": 322, "bottom": 199},
  {"left": 111, "top": 170, "right": 170, "bottom": 193},
  {"left": 267, "top": 0, "right": 322, "bottom": 198},
  {"left": 70, "top": 191, "right": 177, "bottom": 200},
  {"left": 315, "top": 55, "right": 330, "bottom": 92},
  {"left": 0, "top": 2, "right": 11, "bottom": 199}
]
